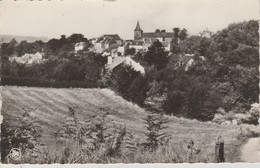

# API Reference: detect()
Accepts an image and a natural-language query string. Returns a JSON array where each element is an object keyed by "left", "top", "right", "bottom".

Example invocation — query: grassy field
[{"left": 1, "top": 86, "right": 256, "bottom": 163}]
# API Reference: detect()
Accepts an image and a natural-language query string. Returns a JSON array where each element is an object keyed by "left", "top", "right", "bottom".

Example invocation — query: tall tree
[
  {"left": 109, "top": 64, "right": 139, "bottom": 99},
  {"left": 179, "top": 28, "right": 188, "bottom": 41},
  {"left": 144, "top": 40, "right": 168, "bottom": 70}
]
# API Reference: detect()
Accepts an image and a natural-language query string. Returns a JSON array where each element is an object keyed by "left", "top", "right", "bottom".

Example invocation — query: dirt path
[{"left": 240, "top": 137, "right": 260, "bottom": 162}]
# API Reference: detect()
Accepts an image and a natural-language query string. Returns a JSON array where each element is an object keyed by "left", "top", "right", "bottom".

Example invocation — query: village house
[
  {"left": 129, "top": 41, "right": 144, "bottom": 52},
  {"left": 179, "top": 54, "right": 205, "bottom": 71},
  {"left": 106, "top": 55, "right": 145, "bottom": 74},
  {"left": 93, "top": 34, "right": 121, "bottom": 53},
  {"left": 74, "top": 42, "right": 86, "bottom": 53},
  {"left": 9, "top": 52, "right": 44, "bottom": 64},
  {"left": 117, "top": 42, "right": 130, "bottom": 55},
  {"left": 133, "top": 21, "right": 173, "bottom": 52}
]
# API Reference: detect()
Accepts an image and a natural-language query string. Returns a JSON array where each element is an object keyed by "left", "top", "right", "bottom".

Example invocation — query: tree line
[{"left": 1, "top": 34, "right": 106, "bottom": 88}]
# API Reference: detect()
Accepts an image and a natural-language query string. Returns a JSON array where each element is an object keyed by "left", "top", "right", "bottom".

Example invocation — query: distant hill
[{"left": 0, "top": 34, "right": 49, "bottom": 43}]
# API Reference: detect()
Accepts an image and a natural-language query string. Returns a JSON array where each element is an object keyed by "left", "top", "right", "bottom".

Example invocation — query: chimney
[
  {"left": 107, "top": 56, "right": 112, "bottom": 65},
  {"left": 155, "top": 29, "right": 160, "bottom": 33}
]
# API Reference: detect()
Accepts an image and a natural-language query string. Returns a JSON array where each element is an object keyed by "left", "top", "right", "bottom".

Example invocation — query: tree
[
  {"left": 199, "top": 29, "right": 213, "bottom": 38},
  {"left": 1, "top": 39, "right": 17, "bottom": 56},
  {"left": 109, "top": 64, "right": 139, "bottom": 99},
  {"left": 127, "top": 75, "right": 148, "bottom": 106},
  {"left": 84, "top": 62, "right": 103, "bottom": 83},
  {"left": 15, "top": 40, "right": 37, "bottom": 56},
  {"left": 179, "top": 28, "right": 188, "bottom": 41},
  {"left": 44, "top": 34, "right": 91, "bottom": 59},
  {"left": 173, "top": 28, "right": 180, "bottom": 44},
  {"left": 68, "top": 33, "right": 88, "bottom": 43},
  {"left": 125, "top": 48, "right": 136, "bottom": 56},
  {"left": 54, "top": 60, "right": 82, "bottom": 81},
  {"left": 178, "top": 35, "right": 212, "bottom": 56},
  {"left": 163, "top": 90, "right": 184, "bottom": 115},
  {"left": 171, "top": 28, "right": 189, "bottom": 53},
  {"left": 144, "top": 40, "right": 168, "bottom": 70},
  {"left": 1, "top": 109, "right": 43, "bottom": 162},
  {"left": 143, "top": 114, "right": 170, "bottom": 152},
  {"left": 45, "top": 38, "right": 61, "bottom": 55},
  {"left": 185, "top": 79, "right": 211, "bottom": 120},
  {"left": 208, "top": 20, "right": 258, "bottom": 109}
]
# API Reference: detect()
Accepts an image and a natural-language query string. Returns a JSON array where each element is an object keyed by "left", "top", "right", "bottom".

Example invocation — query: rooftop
[
  {"left": 131, "top": 41, "right": 144, "bottom": 46},
  {"left": 142, "top": 32, "right": 174, "bottom": 38}
]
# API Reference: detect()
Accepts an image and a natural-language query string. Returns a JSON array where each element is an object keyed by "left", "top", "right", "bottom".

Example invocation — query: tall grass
[
  {"left": 2, "top": 87, "right": 258, "bottom": 163},
  {"left": 2, "top": 107, "right": 217, "bottom": 164}
]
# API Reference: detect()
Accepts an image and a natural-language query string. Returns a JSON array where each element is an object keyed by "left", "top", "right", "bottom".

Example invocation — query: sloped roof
[
  {"left": 96, "top": 34, "right": 121, "bottom": 43},
  {"left": 104, "top": 43, "right": 120, "bottom": 52},
  {"left": 131, "top": 41, "right": 144, "bottom": 46},
  {"left": 134, "top": 21, "right": 142, "bottom": 31},
  {"left": 106, "top": 57, "right": 126, "bottom": 70},
  {"left": 181, "top": 54, "right": 205, "bottom": 69},
  {"left": 142, "top": 32, "right": 174, "bottom": 38},
  {"left": 103, "top": 34, "right": 121, "bottom": 40},
  {"left": 103, "top": 37, "right": 115, "bottom": 44},
  {"left": 181, "top": 54, "right": 194, "bottom": 65},
  {"left": 106, "top": 56, "right": 145, "bottom": 74}
]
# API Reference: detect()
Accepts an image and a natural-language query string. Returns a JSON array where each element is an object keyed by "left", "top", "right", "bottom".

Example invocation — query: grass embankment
[{"left": 1, "top": 86, "right": 257, "bottom": 163}]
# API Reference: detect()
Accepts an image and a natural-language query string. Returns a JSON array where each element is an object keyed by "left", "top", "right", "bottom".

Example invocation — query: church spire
[{"left": 134, "top": 20, "right": 142, "bottom": 31}]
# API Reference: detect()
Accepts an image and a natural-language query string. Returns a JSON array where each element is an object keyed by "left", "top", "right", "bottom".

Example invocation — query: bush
[
  {"left": 142, "top": 114, "right": 171, "bottom": 152},
  {"left": 1, "top": 109, "right": 43, "bottom": 163},
  {"left": 56, "top": 107, "right": 127, "bottom": 159},
  {"left": 163, "top": 90, "right": 184, "bottom": 115},
  {"left": 127, "top": 75, "right": 148, "bottom": 106},
  {"left": 212, "top": 103, "right": 259, "bottom": 125},
  {"left": 237, "top": 124, "right": 260, "bottom": 139},
  {"left": 144, "top": 81, "right": 166, "bottom": 112},
  {"left": 105, "top": 64, "right": 140, "bottom": 100},
  {"left": 248, "top": 103, "right": 259, "bottom": 125}
]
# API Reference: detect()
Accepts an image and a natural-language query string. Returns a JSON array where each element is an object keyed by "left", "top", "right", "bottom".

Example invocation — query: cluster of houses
[
  {"left": 73, "top": 21, "right": 203, "bottom": 74},
  {"left": 81, "top": 21, "right": 174, "bottom": 55},
  {"left": 8, "top": 21, "right": 204, "bottom": 74},
  {"left": 9, "top": 52, "right": 45, "bottom": 64}
]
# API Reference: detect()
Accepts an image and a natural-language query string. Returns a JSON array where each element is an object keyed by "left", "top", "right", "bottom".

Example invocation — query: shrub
[
  {"left": 248, "top": 103, "right": 259, "bottom": 125},
  {"left": 1, "top": 109, "right": 43, "bottom": 163},
  {"left": 212, "top": 103, "right": 259, "bottom": 125},
  {"left": 127, "top": 75, "right": 148, "bottom": 106},
  {"left": 144, "top": 81, "right": 166, "bottom": 112},
  {"left": 56, "top": 106, "right": 128, "bottom": 160},
  {"left": 142, "top": 114, "right": 171, "bottom": 152},
  {"left": 105, "top": 64, "right": 140, "bottom": 100},
  {"left": 237, "top": 124, "right": 260, "bottom": 139}
]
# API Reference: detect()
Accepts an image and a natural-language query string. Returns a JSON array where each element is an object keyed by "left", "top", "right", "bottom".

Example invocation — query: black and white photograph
[{"left": 0, "top": 0, "right": 259, "bottom": 166}]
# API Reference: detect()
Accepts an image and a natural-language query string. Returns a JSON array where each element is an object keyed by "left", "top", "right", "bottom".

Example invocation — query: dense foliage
[
  {"left": 1, "top": 34, "right": 106, "bottom": 88},
  {"left": 108, "top": 20, "right": 258, "bottom": 121}
]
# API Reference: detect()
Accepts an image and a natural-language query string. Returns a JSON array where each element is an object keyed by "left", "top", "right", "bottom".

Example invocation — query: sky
[{"left": 0, "top": 0, "right": 259, "bottom": 40}]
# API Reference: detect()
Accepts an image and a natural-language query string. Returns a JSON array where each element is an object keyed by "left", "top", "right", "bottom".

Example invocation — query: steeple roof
[{"left": 134, "top": 21, "right": 142, "bottom": 31}]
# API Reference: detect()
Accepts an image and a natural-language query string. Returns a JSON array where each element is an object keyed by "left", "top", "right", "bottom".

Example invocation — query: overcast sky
[{"left": 0, "top": 0, "right": 259, "bottom": 40}]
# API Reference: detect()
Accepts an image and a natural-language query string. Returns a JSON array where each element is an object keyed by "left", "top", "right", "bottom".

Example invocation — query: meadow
[{"left": 1, "top": 86, "right": 258, "bottom": 163}]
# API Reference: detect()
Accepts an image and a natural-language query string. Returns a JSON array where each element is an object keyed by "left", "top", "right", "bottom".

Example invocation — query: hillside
[
  {"left": 0, "top": 35, "right": 49, "bottom": 43},
  {"left": 1, "top": 86, "right": 251, "bottom": 163}
]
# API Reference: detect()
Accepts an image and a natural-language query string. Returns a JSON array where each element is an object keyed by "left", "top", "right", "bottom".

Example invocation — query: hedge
[{"left": 1, "top": 76, "right": 101, "bottom": 88}]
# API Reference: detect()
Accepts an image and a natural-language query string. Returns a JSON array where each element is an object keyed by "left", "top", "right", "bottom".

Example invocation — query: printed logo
[{"left": 9, "top": 148, "right": 22, "bottom": 160}]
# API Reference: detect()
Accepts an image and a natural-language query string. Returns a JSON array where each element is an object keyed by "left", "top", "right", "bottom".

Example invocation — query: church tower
[{"left": 134, "top": 21, "right": 143, "bottom": 40}]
